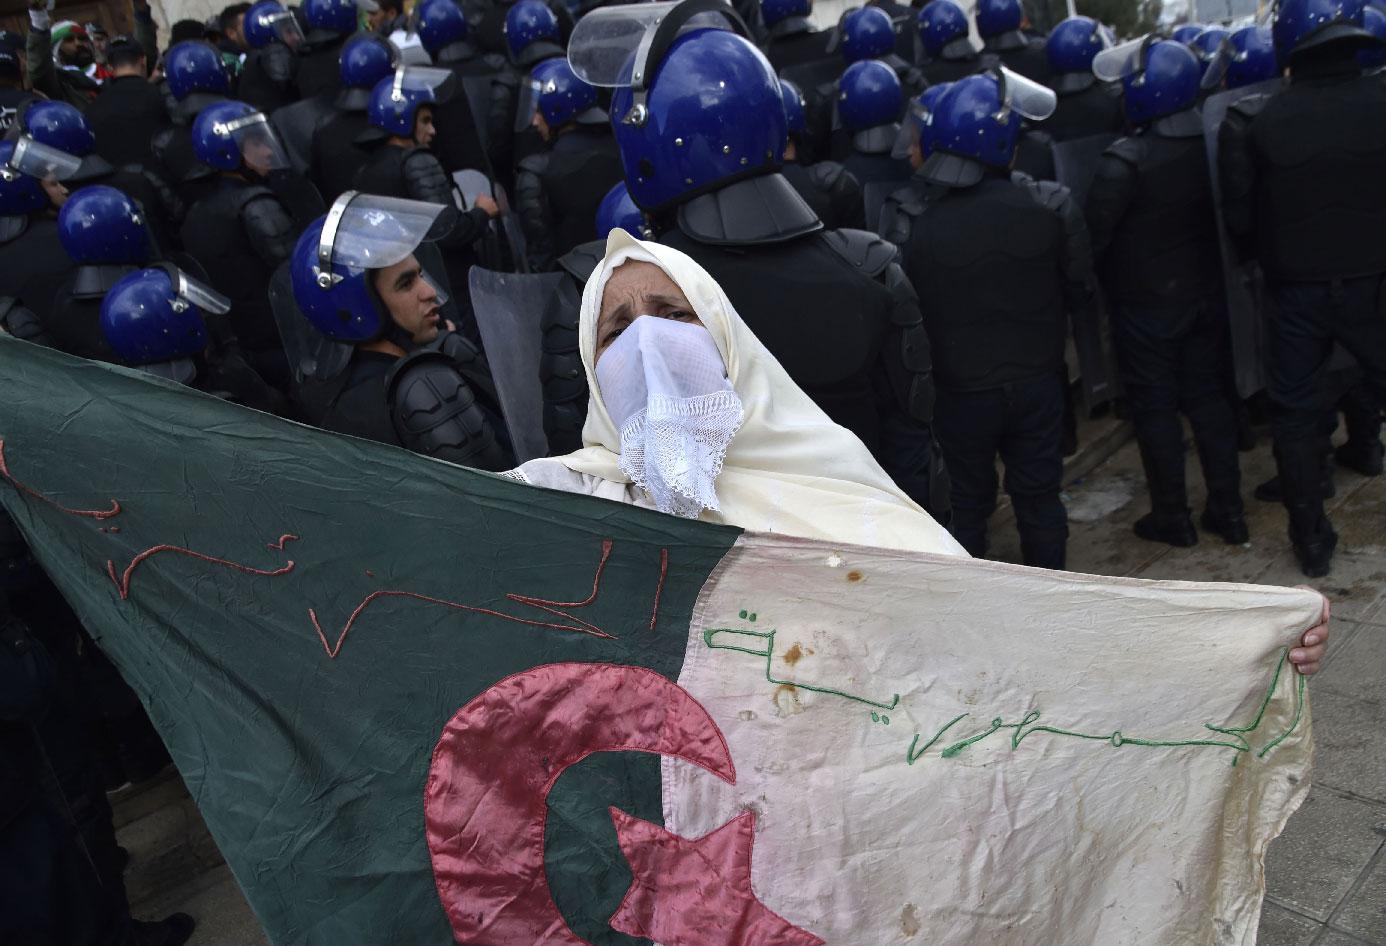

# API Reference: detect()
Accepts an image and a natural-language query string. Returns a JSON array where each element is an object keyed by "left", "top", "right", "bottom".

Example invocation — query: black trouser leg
[
  {"left": 933, "top": 386, "right": 1005, "bottom": 558},
  {"left": 999, "top": 374, "right": 1068, "bottom": 569}
]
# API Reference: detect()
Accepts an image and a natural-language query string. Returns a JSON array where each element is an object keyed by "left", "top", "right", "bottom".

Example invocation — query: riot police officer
[
  {"left": 414, "top": 0, "right": 514, "bottom": 180},
  {"left": 916, "top": 0, "right": 987, "bottom": 84},
  {"left": 1219, "top": 0, "right": 1386, "bottom": 575},
  {"left": 181, "top": 101, "right": 299, "bottom": 384},
  {"left": 0, "top": 137, "right": 77, "bottom": 322},
  {"left": 287, "top": 191, "right": 513, "bottom": 468},
  {"left": 567, "top": 0, "right": 950, "bottom": 520},
  {"left": 297, "top": 0, "right": 357, "bottom": 99},
  {"left": 1186, "top": 26, "right": 1231, "bottom": 87},
  {"left": 99, "top": 265, "right": 286, "bottom": 411},
  {"left": 310, "top": 34, "right": 398, "bottom": 203},
  {"left": 353, "top": 66, "right": 501, "bottom": 326},
  {"left": 779, "top": 78, "right": 866, "bottom": 230},
  {"left": 1087, "top": 38, "right": 1246, "bottom": 548},
  {"left": 152, "top": 41, "right": 233, "bottom": 205},
  {"left": 1221, "top": 24, "right": 1282, "bottom": 90},
  {"left": 834, "top": 59, "right": 911, "bottom": 191},
  {"left": 237, "top": 0, "right": 303, "bottom": 115},
  {"left": 760, "top": 0, "right": 833, "bottom": 72},
  {"left": 880, "top": 68, "right": 1093, "bottom": 567},
  {"left": 1044, "top": 15, "right": 1122, "bottom": 142},
  {"left": 514, "top": 58, "right": 623, "bottom": 271},
  {"left": 976, "top": 0, "right": 1050, "bottom": 83}
]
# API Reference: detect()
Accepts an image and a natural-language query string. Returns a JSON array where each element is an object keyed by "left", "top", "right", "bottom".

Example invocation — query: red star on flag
[{"left": 607, "top": 807, "right": 825, "bottom": 946}]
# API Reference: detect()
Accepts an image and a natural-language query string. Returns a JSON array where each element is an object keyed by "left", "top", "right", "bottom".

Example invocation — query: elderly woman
[{"left": 511, "top": 231, "right": 1331, "bottom": 671}]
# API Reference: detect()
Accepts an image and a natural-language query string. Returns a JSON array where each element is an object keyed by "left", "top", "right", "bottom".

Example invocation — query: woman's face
[{"left": 595, "top": 260, "right": 704, "bottom": 362}]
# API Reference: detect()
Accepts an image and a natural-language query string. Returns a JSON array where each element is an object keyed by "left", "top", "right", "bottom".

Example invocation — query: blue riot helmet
[
  {"left": 780, "top": 78, "right": 807, "bottom": 137},
  {"left": 193, "top": 101, "right": 292, "bottom": 174},
  {"left": 57, "top": 186, "right": 151, "bottom": 265},
  {"left": 840, "top": 6, "right": 896, "bottom": 63},
  {"left": 1171, "top": 23, "right": 1204, "bottom": 44},
  {"left": 570, "top": 1, "right": 785, "bottom": 212},
  {"left": 100, "top": 265, "right": 229, "bottom": 377},
  {"left": 975, "top": 0, "right": 1022, "bottom": 39},
  {"left": 596, "top": 180, "right": 643, "bottom": 238},
  {"left": 163, "top": 41, "right": 232, "bottom": 101},
  {"left": 413, "top": 0, "right": 469, "bottom": 59},
  {"left": 290, "top": 191, "right": 449, "bottom": 342},
  {"left": 305, "top": 0, "right": 365, "bottom": 38},
  {"left": 367, "top": 66, "right": 455, "bottom": 137},
  {"left": 1094, "top": 36, "right": 1200, "bottom": 126},
  {"left": 839, "top": 59, "right": 902, "bottom": 132},
  {"left": 1187, "top": 26, "right": 1231, "bottom": 81},
  {"left": 1361, "top": 4, "right": 1386, "bottom": 65},
  {"left": 18, "top": 100, "right": 113, "bottom": 182},
  {"left": 1273, "top": 0, "right": 1377, "bottom": 62},
  {"left": 1046, "top": 16, "right": 1110, "bottom": 92},
  {"left": 891, "top": 80, "right": 952, "bottom": 161},
  {"left": 919, "top": 0, "right": 970, "bottom": 58},
  {"left": 0, "top": 139, "right": 78, "bottom": 216},
  {"left": 339, "top": 33, "right": 397, "bottom": 89},
  {"left": 1212, "top": 26, "right": 1280, "bottom": 88},
  {"left": 506, "top": 0, "right": 563, "bottom": 66},
  {"left": 761, "top": 0, "right": 810, "bottom": 29},
  {"left": 531, "top": 58, "right": 605, "bottom": 128},
  {"left": 924, "top": 66, "right": 1057, "bottom": 185},
  {"left": 244, "top": 0, "right": 305, "bottom": 48}
]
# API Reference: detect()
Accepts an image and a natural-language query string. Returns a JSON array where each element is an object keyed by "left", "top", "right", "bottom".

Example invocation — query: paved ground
[{"left": 114, "top": 419, "right": 1386, "bottom": 945}]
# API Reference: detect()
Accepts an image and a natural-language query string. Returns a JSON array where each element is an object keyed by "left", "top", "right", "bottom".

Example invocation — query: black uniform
[
  {"left": 309, "top": 87, "right": 376, "bottom": 202},
  {"left": 1219, "top": 52, "right": 1386, "bottom": 571},
  {"left": 295, "top": 32, "right": 346, "bottom": 100},
  {"left": 237, "top": 43, "right": 299, "bottom": 115},
  {"left": 882, "top": 169, "right": 1095, "bottom": 567},
  {"left": 0, "top": 216, "right": 70, "bottom": 326},
  {"left": 539, "top": 241, "right": 601, "bottom": 455},
  {"left": 83, "top": 75, "right": 172, "bottom": 168},
  {"left": 298, "top": 333, "right": 513, "bottom": 469},
  {"left": 181, "top": 178, "right": 297, "bottom": 377},
  {"left": 839, "top": 131, "right": 912, "bottom": 192},
  {"left": 0, "top": 85, "right": 38, "bottom": 135},
  {"left": 781, "top": 159, "right": 867, "bottom": 231},
  {"left": 762, "top": 17, "right": 834, "bottom": 72},
  {"left": 43, "top": 264, "right": 138, "bottom": 363},
  {"left": 151, "top": 92, "right": 228, "bottom": 207},
  {"left": 1086, "top": 109, "right": 1244, "bottom": 544},
  {"left": 919, "top": 41, "right": 989, "bottom": 85},
  {"left": 514, "top": 124, "right": 624, "bottom": 272},
  {"left": 431, "top": 42, "right": 516, "bottom": 181},
  {"left": 982, "top": 30, "right": 1051, "bottom": 83},
  {"left": 1045, "top": 76, "right": 1124, "bottom": 143},
  {"left": 651, "top": 173, "right": 949, "bottom": 521}
]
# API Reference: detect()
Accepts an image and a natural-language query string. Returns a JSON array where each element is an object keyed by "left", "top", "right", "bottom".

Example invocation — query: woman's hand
[{"left": 1289, "top": 590, "right": 1330, "bottom": 675}]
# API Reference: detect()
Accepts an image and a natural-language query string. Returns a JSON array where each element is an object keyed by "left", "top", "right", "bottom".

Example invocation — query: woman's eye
[{"left": 666, "top": 310, "right": 695, "bottom": 321}]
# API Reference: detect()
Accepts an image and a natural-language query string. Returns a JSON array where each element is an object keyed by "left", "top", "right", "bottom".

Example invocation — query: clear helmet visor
[
  {"left": 997, "top": 65, "right": 1057, "bottom": 121},
  {"left": 164, "top": 264, "right": 232, "bottom": 315},
  {"left": 7, "top": 136, "right": 83, "bottom": 181},
  {"left": 1200, "top": 37, "right": 1234, "bottom": 89},
  {"left": 419, "top": 268, "right": 449, "bottom": 307},
  {"left": 568, "top": 0, "right": 741, "bottom": 87},
  {"left": 320, "top": 192, "right": 449, "bottom": 274},
  {"left": 1092, "top": 35, "right": 1152, "bottom": 82},
  {"left": 220, "top": 113, "right": 291, "bottom": 174},
  {"left": 264, "top": 10, "right": 305, "bottom": 46},
  {"left": 890, "top": 98, "right": 931, "bottom": 160},
  {"left": 393, "top": 64, "right": 456, "bottom": 100}
]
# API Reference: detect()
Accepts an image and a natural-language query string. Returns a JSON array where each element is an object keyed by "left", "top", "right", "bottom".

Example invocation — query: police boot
[
  {"left": 1133, "top": 440, "right": 1197, "bottom": 547},
  {"left": 1334, "top": 439, "right": 1384, "bottom": 477},
  {"left": 129, "top": 913, "right": 196, "bottom": 946},
  {"left": 1336, "top": 385, "right": 1383, "bottom": 476},
  {"left": 1276, "top": 441, "right": 1338, "bottom": 577},
  {"left": 1188, "top": 402, "right": 1248, "bottom": 545}
]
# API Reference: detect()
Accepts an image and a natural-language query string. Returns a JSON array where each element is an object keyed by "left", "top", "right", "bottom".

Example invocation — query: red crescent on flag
[{"left": 423, "top": 662, "right": 737, "bottom": 944}]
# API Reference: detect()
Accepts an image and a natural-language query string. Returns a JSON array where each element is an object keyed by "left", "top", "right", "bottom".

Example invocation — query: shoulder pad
[
  {"left": 517, "top": 152, "right": 549, "bottom": 176},
  {"left": 558, "top": 240, "right": 604, "bottom": 284},
  {"left": 820, "top": 228, "right": 898, "bottom": 278},
  {"left": 386, "top": 349, "right": 507, "bottom": 470},
  {"left": 1023, "top": 177, "right": 1073, "bottom": 213},
  {"left": 264, "top": 44, "right": 296, "bottom": 83},
  {"left": 481, "top": 53, "right": 508, "bottom": 72},
  {"left": 1105, "top": 136, "right": 1144, "bottom": 168},
  {"left": 807, "top": 160, "right": 846, "bottom": 190},
  {"left": 0, "top": 297, "right": 50, "bottom": 346},
  {"left": 1228, "top": 93, "right": 1270, "bottom": 121}
]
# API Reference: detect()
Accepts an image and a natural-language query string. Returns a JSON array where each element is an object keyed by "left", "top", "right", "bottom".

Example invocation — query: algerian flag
[{"left": 0, "top": 337, "right": 1315, "bottom": 945}]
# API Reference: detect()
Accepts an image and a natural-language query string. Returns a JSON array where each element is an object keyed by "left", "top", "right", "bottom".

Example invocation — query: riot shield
[
  {"left": 468, "top": 267, "right": 563, "bottom": 463},
  {"left": 415, "top": 240, "right": 466, "bottom": 331},
  {"left": 460, "top": 75, "right": 497, "bottom": 157},
  {"left": 267, "top": 261, "right": 352, "bottom": 384},
  {"left": 270, "top": 95, "right": 335, "bottom": 176},
  {"left": 1051, "top": 132, "right": 1118, "bottom": 211},
  {"left": 453, "top": 169, "right": 531, "bottom": 273},
  {"left": 1203, "top": 80, "right": 1280, "bottom": 399}
]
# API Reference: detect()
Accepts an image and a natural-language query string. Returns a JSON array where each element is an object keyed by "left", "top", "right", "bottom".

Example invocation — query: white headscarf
[{"left": 548, "top": 229, "right": 966, "bottom": 557}]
